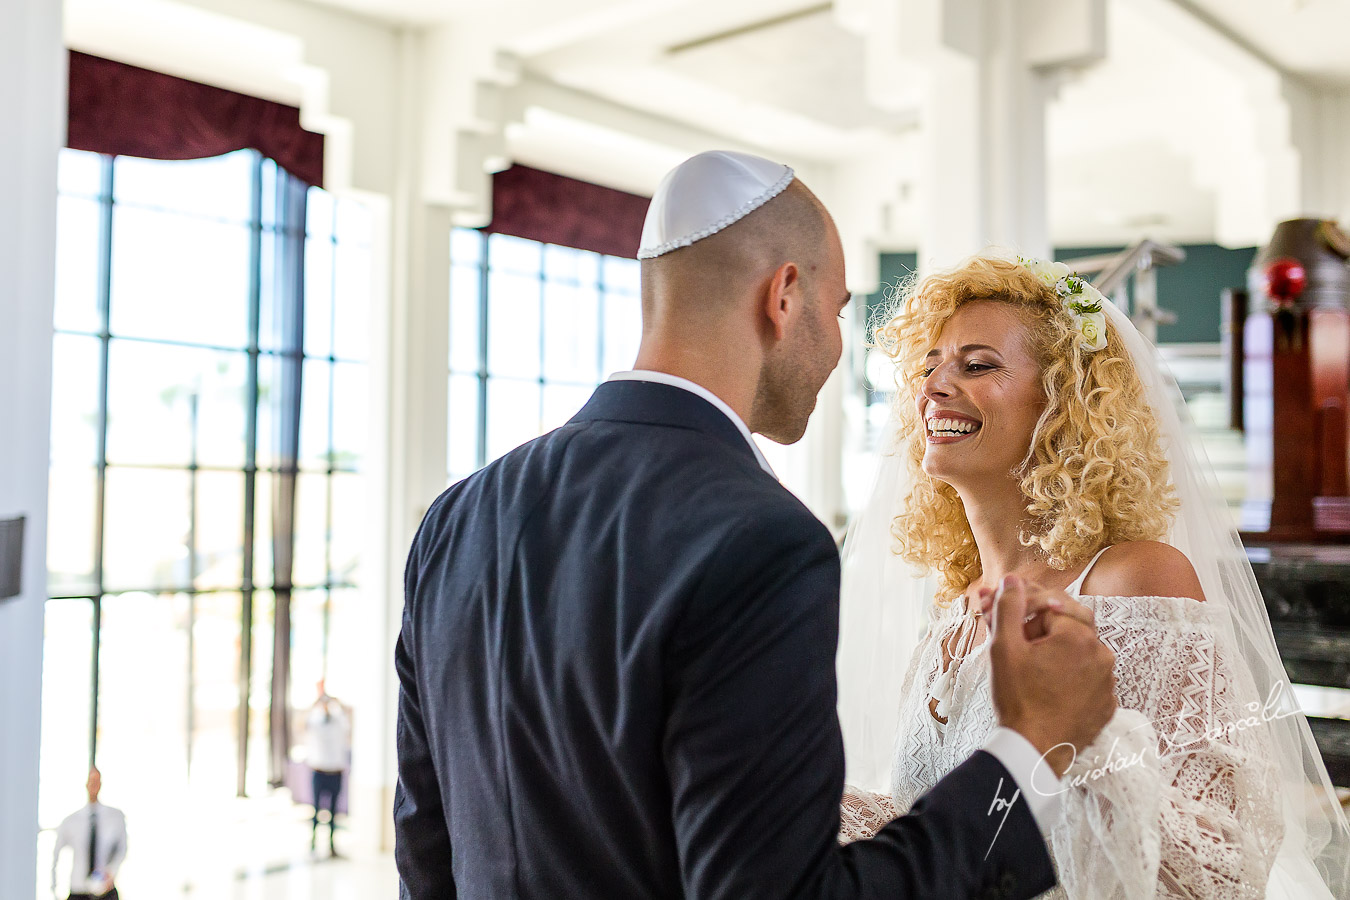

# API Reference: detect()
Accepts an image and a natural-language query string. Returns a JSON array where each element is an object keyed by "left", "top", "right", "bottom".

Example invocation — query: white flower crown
[{"left": 1018, "top": 257, "right": 1109, "bottom": 353}]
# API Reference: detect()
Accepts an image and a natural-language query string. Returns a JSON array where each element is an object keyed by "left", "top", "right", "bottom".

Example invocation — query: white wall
[{"left": 0, "top": 0, "right": 62, "bottom": 895}]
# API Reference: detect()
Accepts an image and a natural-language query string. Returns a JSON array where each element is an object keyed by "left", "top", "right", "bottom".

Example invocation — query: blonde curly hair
[{"left": 874, "top": 253, "right": 1179, "bottom": 606}]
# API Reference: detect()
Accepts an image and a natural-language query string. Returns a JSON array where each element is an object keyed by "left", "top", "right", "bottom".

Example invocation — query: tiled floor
[
  {"left": 173, "top": 852, "right": 398, "bottom": 900},
  {"left": 36, "top": 776, "right": 1349, "bottom": 898},
  {"left": 42, "top": 844, "right": 398, "bottom": 900},
  {"left": 40, "top": 790, "right": 398, "bottom": 900}
]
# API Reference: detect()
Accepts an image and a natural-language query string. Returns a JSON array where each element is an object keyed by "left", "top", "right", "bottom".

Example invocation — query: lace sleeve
[
  {"left": 838, "top": 785, "right": 899, "bottom": 843},
  {"left": 837, "top": 612, "right": 942, "bottom": 844},
  {"left": 1049, "top": 596, "right": 1284, "bottom": 900}
]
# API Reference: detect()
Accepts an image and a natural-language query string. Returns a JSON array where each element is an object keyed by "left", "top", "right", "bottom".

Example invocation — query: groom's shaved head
[
  {"left": 633, "top": 173, "right": 847, "bottom": 445},
  {"left": 640, "top": 179, "right": 832, "bottom": 318}
]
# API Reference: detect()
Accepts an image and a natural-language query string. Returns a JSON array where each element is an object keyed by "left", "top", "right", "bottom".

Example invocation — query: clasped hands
[{"left": 980, "top": 577, "right": 1119, "bottom": 778}]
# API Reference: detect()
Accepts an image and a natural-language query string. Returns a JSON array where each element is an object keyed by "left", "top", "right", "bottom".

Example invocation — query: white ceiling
[
  {"left": 1184, "top": 0, "right": 1350, "bottom": 86},
  {"left": 304, "top": 0, "right": 1350, "bottom": 86},
  {"left": 660, "top": 8, "right": 917, "bottom": 134},
  {"left": 296, "top": 0, "right": 1350, "bottom": 248},
  {"left": 505, "top": 0, "right": 897, "bottom": 163}
]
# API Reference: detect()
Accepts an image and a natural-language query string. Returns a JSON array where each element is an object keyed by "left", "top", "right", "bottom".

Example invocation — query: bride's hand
[
  {"left": 985, "top": 576, "right": 1118, "bottom": 778},
  {"left": 977, "top": 583, "right": 1094, "bottom": 641}
]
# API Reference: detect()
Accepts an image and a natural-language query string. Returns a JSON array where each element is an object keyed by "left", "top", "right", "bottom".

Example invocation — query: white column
[
  {"left": 1287, "top": 84, "right": 1350, "bottom": 225},
  {"left": 1127, "top": 0, "right": 1305, "bottom": 247},
  {"left": 0, "top": 0, "right": 62, "bottom": 896},
  {"left": 782, "top": 365, "right": 850, "bottom": 539},
  {"left": 1333, "top": 95, "right": 1350, "bottom": 226},
  {"left": 899, "top": 0, "right": 1104, "bottom": 268},
  {"left": 418, "top": 22, "right": 521, "bottom": 225},
  {"left": 348, "top": 28, "right": 456, "bottom": 854}
]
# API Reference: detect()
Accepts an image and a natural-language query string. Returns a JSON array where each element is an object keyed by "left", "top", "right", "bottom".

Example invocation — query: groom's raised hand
[{"left": 985, "top": 576, "right": 1117, "bottom": 777}]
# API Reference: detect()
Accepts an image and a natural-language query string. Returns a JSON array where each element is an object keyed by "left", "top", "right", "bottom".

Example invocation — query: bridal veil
[{"left": 835, "top": 294, "right": 1350, "bottom": 895}]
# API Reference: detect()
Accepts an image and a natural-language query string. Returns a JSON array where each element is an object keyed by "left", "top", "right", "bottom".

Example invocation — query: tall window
[
  {"left": 448, "top": 228, "right": 642, "bottom": 482},
  {"left": 41, "top": 148, "right": 371, "bottom": 889}
]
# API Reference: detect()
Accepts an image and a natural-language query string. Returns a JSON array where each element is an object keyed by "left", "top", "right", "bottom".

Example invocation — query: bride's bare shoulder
[{"left": 1081, "top": 541, "right": 1206, "bottom": 602}]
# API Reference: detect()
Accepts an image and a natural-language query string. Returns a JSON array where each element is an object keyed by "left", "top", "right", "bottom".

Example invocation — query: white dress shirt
[
  {"left": 605, "top": 370, "right": 775, "bottom": 477},
  {"left": 306, "top": 701, "right": 351, "bottom": 773},
  {"left": 51, "top": 802, "right": 126, "bottom": 897},
  {"left": 981, "top": 726, "right": 1066, "bottom": 834}
]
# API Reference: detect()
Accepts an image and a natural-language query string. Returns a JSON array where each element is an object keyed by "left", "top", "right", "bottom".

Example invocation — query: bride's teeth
[{"left": 928, "top": 418, "right": 978, "bottom": 434}]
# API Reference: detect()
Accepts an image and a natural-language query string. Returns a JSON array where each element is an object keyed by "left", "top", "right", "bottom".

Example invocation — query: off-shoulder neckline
[{"left": 933, "top": 592, "right": 1217, "bottom": 622}]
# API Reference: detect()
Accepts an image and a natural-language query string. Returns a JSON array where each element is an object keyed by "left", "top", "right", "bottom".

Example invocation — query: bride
[{"left": 835, "top": 254, "right": 1350, "bottom": 898}]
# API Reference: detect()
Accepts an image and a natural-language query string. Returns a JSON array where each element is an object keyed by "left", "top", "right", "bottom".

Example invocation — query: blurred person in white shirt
[
  {"left": 306, "top": 680, "right": 350, "bottom": 856},
  {"left": 51, "top": 767, "right": 126, "bottom": 900}
]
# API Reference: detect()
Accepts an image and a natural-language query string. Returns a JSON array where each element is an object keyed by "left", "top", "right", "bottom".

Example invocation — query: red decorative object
[
  {"left": 1264, "top": 257, "right": 1308, "bottom": 308},
  {"left": 1243, "top": 219, "right": 1350, "bottom": 541}
]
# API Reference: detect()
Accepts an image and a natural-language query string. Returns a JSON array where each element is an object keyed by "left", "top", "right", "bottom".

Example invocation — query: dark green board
[{"left": 864, "top": 245, "right": 1257, "bottom": 344}]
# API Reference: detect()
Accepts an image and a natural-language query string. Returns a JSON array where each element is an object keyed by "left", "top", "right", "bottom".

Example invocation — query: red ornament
[{"left": 1264, "top": 257, "right": 1307, "bottom": 308}]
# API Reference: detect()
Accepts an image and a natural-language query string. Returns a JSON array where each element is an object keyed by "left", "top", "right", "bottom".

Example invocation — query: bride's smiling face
[{"left": 916, "top": 300, "right": 1046, "bottom": 488}]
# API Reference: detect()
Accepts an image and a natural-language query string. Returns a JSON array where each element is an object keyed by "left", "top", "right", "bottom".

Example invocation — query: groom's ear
[{"left": 761, "top": 260, "right": 802, "bottom": 342}]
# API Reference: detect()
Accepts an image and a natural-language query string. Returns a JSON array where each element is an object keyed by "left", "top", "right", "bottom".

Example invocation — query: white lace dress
[{"left": 839, "top": 577, "right": 1286, "bottom": 899}]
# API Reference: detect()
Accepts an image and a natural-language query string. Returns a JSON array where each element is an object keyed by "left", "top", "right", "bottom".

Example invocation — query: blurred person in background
[
  {"left": 307, "top": 680, "right": 350, "bottom": 857},
  {"left": 51, "top": 767, "right": 126, "bottom": 900}
]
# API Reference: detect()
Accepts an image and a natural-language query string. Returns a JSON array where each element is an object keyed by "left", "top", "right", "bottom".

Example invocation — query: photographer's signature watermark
[
  {"left": 1032, "top": 682, "right": 1301, "bottom": 795},
  {"left": 984, "top": 777, "right": 1021, "bottom": 860},
  {"left": 983, "top": 681, "right": 1302, "bottom": 858}
]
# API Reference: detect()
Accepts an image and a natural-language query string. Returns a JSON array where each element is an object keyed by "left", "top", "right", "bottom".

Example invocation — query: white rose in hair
[
  {"left": 1024, "top": 259, "right": 1056, "bottom": 284},
  {"left": 1078, "top": 311, "right": 1108, "bottom": 351},
  {"left": 1080, "top": 283, "right": 1107, "bottom": 309}
]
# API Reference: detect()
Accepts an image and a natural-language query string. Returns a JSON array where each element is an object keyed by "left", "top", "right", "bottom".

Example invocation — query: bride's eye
[{"left": 966, "top": 362, "right": 993, "bottom": 373}]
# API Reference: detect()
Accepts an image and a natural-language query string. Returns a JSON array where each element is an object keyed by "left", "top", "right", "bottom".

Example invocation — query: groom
[{"left": 395, "top": 151, "right": 1119, "bottom": 899}]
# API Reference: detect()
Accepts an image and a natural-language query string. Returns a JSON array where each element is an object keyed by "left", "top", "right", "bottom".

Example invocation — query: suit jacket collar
[{"left": 572, "top": 380, "right": 766, "bottom": 470}]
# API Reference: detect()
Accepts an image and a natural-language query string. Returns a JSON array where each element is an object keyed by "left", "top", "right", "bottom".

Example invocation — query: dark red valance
[
  {"left": 67, "top": 51, "right": 325, "bottom": 187},
  {"left": 484, "top": 165, "right": 650, "bottom": 259}
]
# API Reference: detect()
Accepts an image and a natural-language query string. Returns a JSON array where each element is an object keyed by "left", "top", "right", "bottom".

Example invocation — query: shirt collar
[{"left": 605, "top": 370, "right": 776, "bottom": 477}]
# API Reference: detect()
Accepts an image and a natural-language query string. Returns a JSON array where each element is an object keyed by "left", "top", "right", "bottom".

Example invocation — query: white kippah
[{"left": 638, "top": 150, "right": 795, "bottom": 260}]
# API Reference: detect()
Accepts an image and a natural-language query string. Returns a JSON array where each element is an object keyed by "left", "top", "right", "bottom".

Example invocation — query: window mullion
[
  {"left": 597, "top": 257, "right": 607, "bottom": 384},
  {"left": 186, "top": 390, "right": 199, "bottom": 781},
  {"left": 537, "top": 249, "right": 546, "bottom": 432},
  {"left": 476, "top": 232, "right": 489, "bottom": 470},
  {"left": 89, "top": 154, "right": 115, "bottom": 771},
  {"left": 236, "top": 152, "right": 264, "bottom": 798},
  {"left": 267, "top": 167, "right": 308, "bottom": 790}
]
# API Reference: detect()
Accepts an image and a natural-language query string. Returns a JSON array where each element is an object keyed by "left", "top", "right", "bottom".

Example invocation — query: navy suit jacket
[{"left": 395, "top": 379, "right": 1056, "bottom": 899}]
